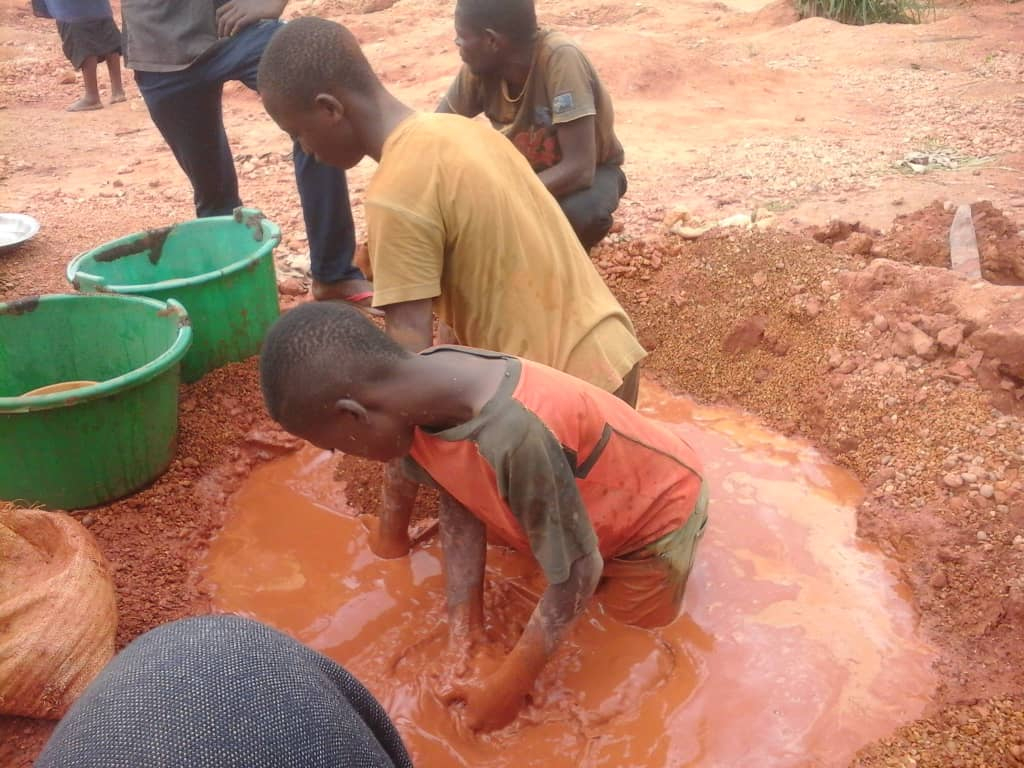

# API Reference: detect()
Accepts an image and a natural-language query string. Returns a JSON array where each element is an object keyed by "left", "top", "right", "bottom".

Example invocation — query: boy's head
[
  {"left": 258, "top": 17, "right": 379, "bottom": 170},
  {"left": 259, "top": 302, "right": 415, "bottom": 461},
  {"left": 454, "top": 0, "right": 537, "bottom": 76}
]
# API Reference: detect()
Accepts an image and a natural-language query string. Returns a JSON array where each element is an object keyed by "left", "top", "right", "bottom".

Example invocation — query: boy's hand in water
[
  {"left": 446, "top": 671, "right": 529, "bottom": 732},
  {"left": 216, "top": 0, "right": 288, "bottom": 37}
]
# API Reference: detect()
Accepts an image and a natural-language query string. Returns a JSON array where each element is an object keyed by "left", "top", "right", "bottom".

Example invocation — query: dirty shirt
[
  {"left": 403, "top": 348, "right": 705, "bottom": 585},
  {"left": 366, "top": 112, "right": 644, "bottom": 393},
  {"left": 120, "top": 0, "right": 223, "bottom": 72},
  {"left": 442, "top": 30, "right": 624, "bottom": 173}
]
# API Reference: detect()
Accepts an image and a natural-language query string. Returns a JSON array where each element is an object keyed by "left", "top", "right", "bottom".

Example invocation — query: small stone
[
  {"left": 943, "top": 473, "right": 964, "bottom": 489},
  {"left": 59, "top": 72, "right": 76, "bottom": 85},
  {"left": 1012, "top": 535, "right": 1024, "bottom": 548},
  {"left": 662, "top": 204, "right": 690, "bottom": 230},
  {"left": 277, "top": 277, "right": 308, "bottom": 297},
  {"left": 943, "top": 200, "right": 956, "bottom": 213},
  {"left": 752, "top": 271, "right": 767, "bottom": 288},
  {"left": 838, "top": 359, "right": 857, "bottom": 374},
  {"left": 828, "top": 351, "right": 844, "bottom": 369},
  {"left": 182, "top": 457, "right": 200, "bottom": 469},
  {"left": 845, "top": 232, "right": 874, "bottom": 256},
  {"left": 976, "top": 530, "right": 988, "bottom": 541},
  {"left": 962, "top": 472, "right": 979, "bottom": 484},
  {"left": 936, "top": 324, "right": 964, "bottom": 352},
  {"left": 112, "top": 179, "right": 124, "bottom": 188},
  {"left": 980, "top": 484, "right": 995, "bottom": 498},
  {"left": 81, "top": 513, "right": 96, "bottom": 528},
  {"left": 929, "top": 570, "right": 948, "bottom": 589},
  {"left": 116, "top": 165, "right": 133, "bottom": 175},
  {"left": 873, "top": 314, "right": 889, "bottom": 332}
]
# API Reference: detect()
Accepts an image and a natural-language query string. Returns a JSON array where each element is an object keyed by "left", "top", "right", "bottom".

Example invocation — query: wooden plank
[{"left": 949, "top": 204, "right": 981, "bottom": 280}]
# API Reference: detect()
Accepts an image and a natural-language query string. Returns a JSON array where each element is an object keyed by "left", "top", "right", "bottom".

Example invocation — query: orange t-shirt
[{"left": 403, "top": 348, "right": 704, "bottom": 584}]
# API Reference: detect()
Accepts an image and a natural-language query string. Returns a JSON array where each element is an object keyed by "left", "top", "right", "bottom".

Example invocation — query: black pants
[
  {"left": 37, "top": 616, "right": 413, "bottom": 768},
  {"left": 133, "top": 20, "right": 359, "bottom": 284},
  {"left": 558, "top": 164, "right": 627, "bottom": 251}
]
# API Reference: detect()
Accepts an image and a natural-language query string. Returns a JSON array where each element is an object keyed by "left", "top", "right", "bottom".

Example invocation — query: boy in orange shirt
[{"left": 260, "top": 303, "right": 708, "bottom": 732}]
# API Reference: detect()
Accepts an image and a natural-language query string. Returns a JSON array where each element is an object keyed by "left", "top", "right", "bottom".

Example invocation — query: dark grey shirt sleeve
[
  {"left": 121, "top": 0, "right": 220, "bottom": 71},
  {"left": 480, "top": 403, "right": 599, "bottom": 585}
]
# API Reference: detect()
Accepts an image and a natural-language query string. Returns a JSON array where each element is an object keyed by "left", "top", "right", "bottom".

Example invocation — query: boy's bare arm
[
  {"left": 438, "top": 492, "right": 487, "bottom": 648},
  {"left": 365, "top": 298, "right": 434, "bottom": 557},
  {"left": 537, "top": 116, "right": 597, "bottom": 197},
  {"left": 366, "top": 460, "right": 419, "bottom": 559},
  {"left": 447, "top": 548, "right": 603, "bottom": 731}
]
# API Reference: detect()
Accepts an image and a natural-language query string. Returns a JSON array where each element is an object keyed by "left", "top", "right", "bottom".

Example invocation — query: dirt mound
[
  {"left": 853, "top": 697, "right": 1024, "bottom": 768},
  {"left": 864, "top": 201, "right": 1024, "bottom": 286},
  {"left": 604, "top": 230, "right": 1024, "bottom": 718}
]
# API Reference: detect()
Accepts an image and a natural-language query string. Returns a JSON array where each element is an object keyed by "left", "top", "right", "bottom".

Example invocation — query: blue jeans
[
  {"left": 36, "top": 616, "right": 413, "bottom": 768},
  {"left": 134, "top": 21, "right": 359, "bottom": 284}
]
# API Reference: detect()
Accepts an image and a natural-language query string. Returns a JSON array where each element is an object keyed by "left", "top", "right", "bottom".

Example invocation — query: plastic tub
[
  {"left": 0, "top": 293, "right": 192, "bottom": 509},
  {"left": 67, "top": 208, "right": 280, "bottom": 382}
]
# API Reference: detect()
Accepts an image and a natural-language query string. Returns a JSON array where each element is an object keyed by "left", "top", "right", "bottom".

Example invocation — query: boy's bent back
[{"left": 366, "top": 113, "right": 645, "bottom": 395}]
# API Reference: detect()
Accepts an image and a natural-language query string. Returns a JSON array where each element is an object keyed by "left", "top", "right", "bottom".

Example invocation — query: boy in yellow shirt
[{"left": 257, "top": 17, "right": 645, "bottom": 557}]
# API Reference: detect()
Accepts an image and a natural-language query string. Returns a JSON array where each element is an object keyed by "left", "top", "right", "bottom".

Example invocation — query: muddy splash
[{"left": 202, "top": 384, "right": 935, "bottom": 767}]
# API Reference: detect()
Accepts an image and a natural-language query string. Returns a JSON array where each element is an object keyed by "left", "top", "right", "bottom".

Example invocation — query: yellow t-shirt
[{"left": 366, "top": 113, "right": 645, "bottom": 393}]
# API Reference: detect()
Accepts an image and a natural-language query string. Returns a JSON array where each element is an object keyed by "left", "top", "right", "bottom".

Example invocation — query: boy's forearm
[
  {"left": 496, "top": 549, "right": 603, "bottom": 693},
  {"left": 384, "top": 298, "right": 434, "bottom": 353},
  {"left": 439, "top": 493, "right": 486, "bottom": 644},
  {"left": 374, "top": 460, "right": 418, "bottom": 555}
]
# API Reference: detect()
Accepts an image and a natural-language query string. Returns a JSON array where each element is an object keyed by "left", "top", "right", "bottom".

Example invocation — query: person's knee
[{"left": 559, "top": 198, "right": 613, "bottom": 251}]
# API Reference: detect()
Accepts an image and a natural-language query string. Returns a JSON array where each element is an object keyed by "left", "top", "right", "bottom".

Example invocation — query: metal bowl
[{"left": 0, "top": 213, "right": 40, "bottom": 252}]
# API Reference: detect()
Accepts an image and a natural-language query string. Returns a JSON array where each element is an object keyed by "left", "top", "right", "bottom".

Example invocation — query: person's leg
[
  {"left": 68, "top": 55, "right": 102, "bottom": 111},
  {"left": 204, "top": 20, "right": 368, "bottom": 299},
  {"left": 557, "top": 164, "right": 628, "bottom": 251},
  {"left": 136, "top": 69, "right": 241, "bottom": 217},
  {"left": 106, "top": 53, "right": 125, "bottom": 103},
  {"left": 597, "top": 485, "right": 708, "bottom": 628},
  {"left": 36, "top": 615, "right": 413, "bottom": 768}
]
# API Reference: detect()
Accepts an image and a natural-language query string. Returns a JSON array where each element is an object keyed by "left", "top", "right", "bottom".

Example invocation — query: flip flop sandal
[{"left": 335, "top": 291, "right": 384, "bottom": 317}]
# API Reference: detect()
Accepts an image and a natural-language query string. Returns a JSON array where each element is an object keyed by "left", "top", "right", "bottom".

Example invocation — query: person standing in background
[{"left": 33, "top": 0, "right": 125, "bottom": 112}]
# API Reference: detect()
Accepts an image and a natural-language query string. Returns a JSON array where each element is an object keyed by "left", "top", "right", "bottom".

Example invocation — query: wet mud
[{"left": 203, "top": 383, "right": 936, "bottom": 767}]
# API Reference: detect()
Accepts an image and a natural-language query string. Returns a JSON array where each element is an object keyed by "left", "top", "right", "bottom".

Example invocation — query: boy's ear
[
  {"left": 483, "top": 27, "right": 501, "bottom": 50},
  {"left": 313, "top": 93, "right": 345, "bottom": 120},
  {"left": 334, "top": 398, "right": 368, "bottom": 422}
]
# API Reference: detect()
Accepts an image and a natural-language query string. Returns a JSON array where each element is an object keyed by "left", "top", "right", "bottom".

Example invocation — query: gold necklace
[
  {"left": 501, "top": 77, "right": 525, "bottom": 104},
  {"left": 501, "top": 53, "right": 536, "bottom": 104}
]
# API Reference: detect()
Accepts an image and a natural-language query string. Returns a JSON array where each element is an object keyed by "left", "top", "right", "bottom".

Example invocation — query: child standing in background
[{"left": 32, "top": 0, "right": 125, "bottom": 111}]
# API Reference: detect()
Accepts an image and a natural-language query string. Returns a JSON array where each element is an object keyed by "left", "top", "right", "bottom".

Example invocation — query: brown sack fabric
[{"left": 0, "top": 503, "right": 117, "bottom": 719}]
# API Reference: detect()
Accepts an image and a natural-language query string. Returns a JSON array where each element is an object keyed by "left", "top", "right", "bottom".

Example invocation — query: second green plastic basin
[{"left": 66, "top": 208, "right": 281, "bottom": 382}]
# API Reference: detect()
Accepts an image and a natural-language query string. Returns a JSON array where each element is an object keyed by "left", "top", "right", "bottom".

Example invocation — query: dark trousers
[
  {"left": 134, "top": 21, "right": 359, "bottom": 284},
  {"left": 36, "top": 615, "right": 413, "bottom": 768},
  {"left": 558, "top": 163, "right": 627, "bottom": 251}
]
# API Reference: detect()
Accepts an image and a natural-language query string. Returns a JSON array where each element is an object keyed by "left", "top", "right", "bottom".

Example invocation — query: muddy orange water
[{"left": 202, "top": 383, "right": 935, "bottom": 767}]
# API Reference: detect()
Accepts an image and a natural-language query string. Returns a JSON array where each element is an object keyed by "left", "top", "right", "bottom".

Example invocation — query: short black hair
[
  {"left": 259, "top": 302, "right": 410, "bottom": 433},
  {"left": 257, "top": 17, "right": 379, "bottom": 110},
  {"left": 456, "top": 0, "right": 537, "bottom": 45}
]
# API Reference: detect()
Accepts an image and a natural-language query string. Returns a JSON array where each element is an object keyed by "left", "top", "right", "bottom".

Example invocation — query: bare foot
[
  {"left": 312, "top": 277, "right": 384, "bottom": 316},
  {"left": 110, "top": 91, "right": 126, "bottom": 104},
  {"left": 67, "top": 96, "right": 102, "bottom": 112}
]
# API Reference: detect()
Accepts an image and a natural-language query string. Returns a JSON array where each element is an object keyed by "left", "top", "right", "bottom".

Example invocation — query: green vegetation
[{"left": 796, "top": 0, "right": 934, "bottom": 25}]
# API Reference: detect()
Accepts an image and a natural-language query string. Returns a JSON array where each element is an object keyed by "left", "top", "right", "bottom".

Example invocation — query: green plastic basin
[
  {"left": 0, "top": 294, "right": 193, "bottom": 510},
  {"left": 66, "top": 208, "right": 281, "bottom": 383}
]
